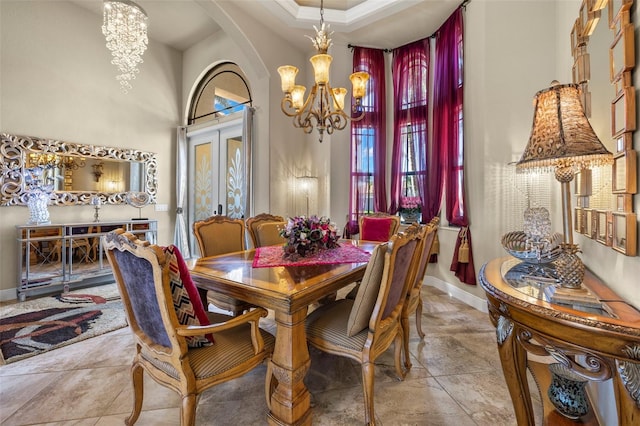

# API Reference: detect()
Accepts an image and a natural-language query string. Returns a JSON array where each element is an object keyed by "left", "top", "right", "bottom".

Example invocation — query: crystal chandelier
[
  {"left": 277, "top": 0, "right": 369, "bottom": 142},
  {"left": 102, "top": 0, "right": 148, "bottom": 93}
]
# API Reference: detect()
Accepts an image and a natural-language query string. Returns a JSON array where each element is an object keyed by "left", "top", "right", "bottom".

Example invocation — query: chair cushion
[
  {"left": 142, "top": 320, "right": 275, "bottom": 380},
  {"left": 306, "top": 299, "right": 368, "bottom": 352},
  {"left": 164, "top": 245, "right": 213, "bottom": 347},
  {"left": 346, "top": 242, "right": 387, "bottom": 336},
  {"left": 256, "top": 221, "right": 286, "bottom": 246},
  {"left": 360, "top": 217, "right": 394, "bottom": 242}
]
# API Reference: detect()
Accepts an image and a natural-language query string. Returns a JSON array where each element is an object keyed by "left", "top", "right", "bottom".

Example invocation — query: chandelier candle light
[
  {"left": 102, "top": 0, "right": 148, "bottom": 93},
  {"left": 277, "top": 0, "right": 369, "bottom": 142},
  {"left": 516, "top": 81, "right": 613, "bottom": 289}
]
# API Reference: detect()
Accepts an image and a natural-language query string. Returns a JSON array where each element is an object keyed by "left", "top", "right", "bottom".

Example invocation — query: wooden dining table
[{"left": 190, "top": 239, "right": 377, "bottom": 426}]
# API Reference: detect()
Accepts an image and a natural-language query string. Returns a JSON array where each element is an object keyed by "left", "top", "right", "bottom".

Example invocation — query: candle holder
[{"left": 90, "top": 195, "right": 101, "bottom": 222}]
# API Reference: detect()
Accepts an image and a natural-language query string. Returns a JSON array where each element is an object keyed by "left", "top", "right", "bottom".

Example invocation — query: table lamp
[{"left": 516, "top": 81, "right": 613, "bottom": 288}]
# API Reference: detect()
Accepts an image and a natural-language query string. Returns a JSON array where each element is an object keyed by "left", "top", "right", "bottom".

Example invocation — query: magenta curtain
[
  {"left": 434, "top": 8, "right": 476, "bottom": 285},
  {"left": 390, "top": 38, "right": 430, "bottom": 219},
  {"left": 350, "top": 46, "right": 387, "bottom": 220}
]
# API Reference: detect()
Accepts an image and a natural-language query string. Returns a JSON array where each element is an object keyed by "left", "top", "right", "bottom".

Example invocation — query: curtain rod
[{"left": 347, "top": 0, "right": 469, "bottom": 53}]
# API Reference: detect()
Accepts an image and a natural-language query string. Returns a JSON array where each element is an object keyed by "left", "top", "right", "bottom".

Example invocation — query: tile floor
[{"left": 0, "top": 285, "right": 542, "bottom": 425}]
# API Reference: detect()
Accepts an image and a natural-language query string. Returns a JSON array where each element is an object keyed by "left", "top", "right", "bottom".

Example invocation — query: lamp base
[{"left": 554, "top": 243, "right": 585, "bottom": 289}]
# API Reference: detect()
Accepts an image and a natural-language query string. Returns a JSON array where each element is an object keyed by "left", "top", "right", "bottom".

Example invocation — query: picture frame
[
  {"left": 615, "top": 132, "right": 632, "bottom": 152},
  {"left": 612, "top": 150, "right": 637, "bottom": 193},
  {"left": 596, "top": 210, "right": 610, "bottom": 245},
  {"left": 611, "top": 211, "right": 637, "bottom": 255},
  {"left": 574, "top": 169, "right": 592, "bottom": 196},
  {"left": 609, "top": 22, "right": 635, "bottom": 82},
  {"left": 574, "top": 207, "right": 586, "bottom": 234},
  {"left": 581, "top": 0, "right": 602, "bottom": 36},
  {"left": 608, "top": 0, "right": 632, "bottom": 30},
  {"left": 611, "top": 86, "right": 636, "bottom": 137},
  {"left": 616, "top": 194, "right": 632, "bottom": 211},
  {"left": 585, "top": 208, "right": 596, "bottom": 239}
]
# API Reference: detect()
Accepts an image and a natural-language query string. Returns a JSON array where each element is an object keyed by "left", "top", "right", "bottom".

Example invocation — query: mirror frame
[
  {"left": 1, "top": 133, "right": 157, "bottom": 206},
  {"left": 572, "top": 0, "right": 636, "bottom": 256}
]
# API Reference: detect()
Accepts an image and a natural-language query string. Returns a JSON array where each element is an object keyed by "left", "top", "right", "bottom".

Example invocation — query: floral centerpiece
[
  {"left": 400, "top": 196, "right": 422, "bottom": 223},
  {"left": 280, "top": 215, "right": 340, "bottom": 260}
]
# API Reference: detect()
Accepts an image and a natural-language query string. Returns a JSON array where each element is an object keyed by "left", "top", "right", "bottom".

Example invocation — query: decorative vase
[
  {"left": 401, "top": 211, "right": 421, "bottom": 224},
  {"left": 554, "top": 243, "right": 585, "bottom": 288},
  {"left": 547, "top": 363, "right": 589, "bottom": 420},
  {"left": 27, "top": 191, "right": 51, "bottom": 224}
]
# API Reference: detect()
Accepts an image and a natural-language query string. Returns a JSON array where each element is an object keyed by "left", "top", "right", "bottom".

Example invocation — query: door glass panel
[{"left": 194, "top": 142, "right": 213, "bottom": 221}]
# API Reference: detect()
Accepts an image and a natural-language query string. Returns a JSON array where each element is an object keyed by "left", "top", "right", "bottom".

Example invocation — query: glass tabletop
[{"left": 500, "top": 257, "right": 614, "bottom": 317}]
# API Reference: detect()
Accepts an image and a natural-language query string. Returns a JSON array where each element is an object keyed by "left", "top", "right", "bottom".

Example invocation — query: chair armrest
[{"left": 176, "top": 307, "right": 269, "bottom": 354}]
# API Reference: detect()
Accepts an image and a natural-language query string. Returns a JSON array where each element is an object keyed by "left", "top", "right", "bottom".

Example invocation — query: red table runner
[{"left": 252, "top": 244, "right": 371, "bottom": 268}]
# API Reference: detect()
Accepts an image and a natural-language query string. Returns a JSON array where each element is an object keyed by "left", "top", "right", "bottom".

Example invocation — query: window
[
  {"left": 188, "top": 63, "right": 252, "bottom": 125},
  {"left": 392, "top": 39, "right": 430, "bottom": 211},
  {"left": 349, "top": 47, "right": 387, "bottom": 218}
]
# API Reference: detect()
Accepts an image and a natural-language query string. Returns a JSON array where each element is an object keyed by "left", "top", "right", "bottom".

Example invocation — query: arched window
[{"left": 188, "top": 62, "right": 252, "bottom": 125}]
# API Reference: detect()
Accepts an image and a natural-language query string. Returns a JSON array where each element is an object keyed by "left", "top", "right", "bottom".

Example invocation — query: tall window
[
  {"left": 390, "top": 39, "right": 430, "bottom": 215},
  {"left": 350, "top": 47, "right": 387, "bottom": 218}
]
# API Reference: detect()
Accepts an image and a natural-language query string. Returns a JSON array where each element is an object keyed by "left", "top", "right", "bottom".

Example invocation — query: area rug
[
  {"left": 0, "top": 283, "right": 127, "bottom": 365},
  {"left": 253, "top": 244, "right": 371, "bottom": 268}
]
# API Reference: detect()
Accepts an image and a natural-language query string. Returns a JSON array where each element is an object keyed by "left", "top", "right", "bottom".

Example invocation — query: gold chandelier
[
  {"left": 277, "top": 0, "right": 369, "bottom": 142},
  {"left": 102, "top": 0, "right": 148, "bottom": 93}
]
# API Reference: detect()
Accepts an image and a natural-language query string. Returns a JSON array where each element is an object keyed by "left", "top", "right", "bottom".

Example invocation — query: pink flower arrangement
[
  {"left": 280, "top": 215, "right": 340, "bottom": 260},
  {"left": 400, "top": 196, "right": 422, "bottom": 214}
]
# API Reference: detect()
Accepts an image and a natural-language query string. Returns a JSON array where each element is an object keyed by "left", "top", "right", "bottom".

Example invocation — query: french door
[{"left": 186, "top": 117, "right": 245, "bottom": 254}]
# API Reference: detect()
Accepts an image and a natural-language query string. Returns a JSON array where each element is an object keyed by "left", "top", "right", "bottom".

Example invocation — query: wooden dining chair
[
  {"left": 400, "top": 217, "right": 439, "bottom": 374},
  {"left": 344, "top": 212, "right": 402, "bottom": 301},
  {"left": 358, "top": 212, "right": 401, "bottom": 242},
  {"left": 103, "top": 229, "right": 275, "bottom": 426},
  {"left": 193, "top": 216, "right": 254, "bottom": 315},
  {"left": 304, "top": 227, "right": 421, "bottom": 425},
  {"left": 246, "top": 213, "right": 285, "bottom": 248}
]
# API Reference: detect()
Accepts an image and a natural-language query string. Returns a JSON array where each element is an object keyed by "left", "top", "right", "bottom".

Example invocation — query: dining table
[{"left": 190, "top": 239, "right": 377, "bottom": 426}]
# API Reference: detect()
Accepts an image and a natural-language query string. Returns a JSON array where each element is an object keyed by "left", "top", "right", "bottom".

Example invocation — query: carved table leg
[
  {"left": 268, "top": 308, "right": 312, "bottom": 426},
  {"left": 496, "top": 316, "right": 536, "bottom": 425}
]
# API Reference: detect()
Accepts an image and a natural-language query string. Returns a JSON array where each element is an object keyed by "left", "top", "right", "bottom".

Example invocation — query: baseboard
[
  {"left": 0, "top": 287, "right": 18, "bottom": 303},
  {"left": 423, "top": 275, "right": 488, "bottom": 313}
]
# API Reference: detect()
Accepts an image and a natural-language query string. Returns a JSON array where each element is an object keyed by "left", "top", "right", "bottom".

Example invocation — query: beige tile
[
  {"left": 2, "top": 366, "right": 130, "bottom": 425},
  {"left": 434, "top": 369, "right": 517, "bottom": 424},
  {"left": 0, "top": 284, "right": 518, "bottom": 426}
]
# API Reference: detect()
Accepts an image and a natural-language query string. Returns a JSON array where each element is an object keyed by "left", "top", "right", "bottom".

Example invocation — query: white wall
[{"left": 0, "top": 1, "right": 182, "bottom": 300}]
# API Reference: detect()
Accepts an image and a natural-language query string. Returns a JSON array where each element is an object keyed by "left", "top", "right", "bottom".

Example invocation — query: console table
[
  {"left": 479, "top": 257, "right": 640, "bottom": 425},
  {"left": 16, "top": 219, "right": 157, "bottom": 301}
]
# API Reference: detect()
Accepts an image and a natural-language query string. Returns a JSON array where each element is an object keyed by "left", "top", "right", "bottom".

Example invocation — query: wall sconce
[{"left": 92, "top": 161, "right": 104, "bottom": 182}]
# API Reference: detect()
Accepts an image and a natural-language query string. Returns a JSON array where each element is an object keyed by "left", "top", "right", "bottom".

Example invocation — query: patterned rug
[{"left": 0, "top": 284, "right": 127, "bottom": 365}]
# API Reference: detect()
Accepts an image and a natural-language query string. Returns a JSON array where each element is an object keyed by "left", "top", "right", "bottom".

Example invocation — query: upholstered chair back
[
  {"left": 246, "top": 213, "right": 285, "bottom": 248},
  {"left": 359, "top": 212, "right": 401, "bottom": 242},
  {"left": 193, "top": 216, "right": 245, "bottom": 257}
]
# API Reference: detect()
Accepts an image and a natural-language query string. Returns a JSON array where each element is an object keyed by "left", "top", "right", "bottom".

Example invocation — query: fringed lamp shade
[
  {"left": 515, "top": 82, "right": 613, "bottom": 289},
  {"left": 516, "top": 82, "right": 612, "bottom": 173}
]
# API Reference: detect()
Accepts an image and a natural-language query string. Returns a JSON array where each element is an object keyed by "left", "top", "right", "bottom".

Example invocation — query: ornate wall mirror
[
  {"left": 572, "top": 0, "right": 637, "bottom": 256},
  {"left": 1, "top": 133, "right": 157, "bottom": 206}
]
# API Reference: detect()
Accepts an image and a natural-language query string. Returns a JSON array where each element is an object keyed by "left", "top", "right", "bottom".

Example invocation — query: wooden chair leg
[
  {"left": 126, "top": 362, "right": 144, "bottom": 426},
  {"left": 394, "top": 333, "right": 406, "bottom": 379},
  {"left": 181, "top": 394, "right": 197, "bottom": 426},
  {"left": 401, "top": 315, "right": 412, "bottom": 374},
  {"left": 361, "top": 361, "right": 376, "bottom": 426},
  {"left": 415, "top": 298, "right": 425, "bottom": 339}
]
